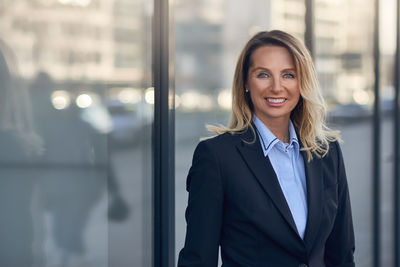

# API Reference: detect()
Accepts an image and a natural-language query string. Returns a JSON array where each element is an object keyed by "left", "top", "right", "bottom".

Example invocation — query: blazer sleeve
[
  {"left": 177, "top": 140, "right": 224, "bottom": 267},
  {"left": 324, "top": 142, "right": 356, "bottom": 267}
]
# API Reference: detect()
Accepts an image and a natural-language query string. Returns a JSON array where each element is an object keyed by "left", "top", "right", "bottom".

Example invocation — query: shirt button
[{"left": 298, "top": 264, "right": 308, "bottom": 267}]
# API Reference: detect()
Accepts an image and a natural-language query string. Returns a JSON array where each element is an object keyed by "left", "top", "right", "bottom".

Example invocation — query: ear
[{"left": 244, "top": 81, "right": 249, "bottom": 93}]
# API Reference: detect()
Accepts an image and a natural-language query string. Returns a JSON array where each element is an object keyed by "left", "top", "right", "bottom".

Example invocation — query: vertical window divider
[
  {"left": 373, "top": 0, "right": 381, "bottom": 266},
  {"left": 153, "top": 0, "right": 175, "bottom": 266},
  {"left": 305, "top": 0, "right": 315, "bottom": 58}
]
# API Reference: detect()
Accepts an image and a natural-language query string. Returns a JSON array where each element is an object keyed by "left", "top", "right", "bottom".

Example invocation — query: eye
[
  {"left": 283, "top": 73, "right": 295, "bottom": 79},
  {"left": 256, "top": 72, "right": 269, "bottom": 78},
  {"left": 283, "top": 73, "right": 295, "bottom": 78}
]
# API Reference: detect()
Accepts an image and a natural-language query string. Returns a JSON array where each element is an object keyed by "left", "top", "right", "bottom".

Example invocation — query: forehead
[{"left": 249, "top": 45, "right": 295, "bottom": 69}]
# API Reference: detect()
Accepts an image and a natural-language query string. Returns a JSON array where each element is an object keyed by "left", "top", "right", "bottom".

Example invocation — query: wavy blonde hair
[{"left": 208, "top": 30, "right": 340, "bottom": 161}]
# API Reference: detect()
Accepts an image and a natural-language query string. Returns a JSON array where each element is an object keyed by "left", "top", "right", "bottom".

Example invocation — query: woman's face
[{"left": 246, "top": 45, "right": 300, "bottom": 126}]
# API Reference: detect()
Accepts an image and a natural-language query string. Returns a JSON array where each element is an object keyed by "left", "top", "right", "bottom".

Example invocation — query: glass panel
[
  {"left": 315, "top": 0, "right": 374, "bottom": 266},
  {"left": 0, "top": 0, "right": 153, "bottom": 266},
  {"left": 379, "top": 0, "right": 396, "bottom": 265},
  {"left": 174, "top": 0, "right": 305, "bottom": 264}
]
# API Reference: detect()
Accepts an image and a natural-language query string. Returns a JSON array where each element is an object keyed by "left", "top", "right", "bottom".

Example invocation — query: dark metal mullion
[
  {"left": 373, "top": 0, "right": 381, "bottom": 266},
  {"left": 394, "top": 0, "right": 400, "bottom": 266},
  {"left": 153, "top": 0, "right": 175, "bottom": 266},
  {"left": 304, "top": 0, "right": 314, "bottom": 58}
]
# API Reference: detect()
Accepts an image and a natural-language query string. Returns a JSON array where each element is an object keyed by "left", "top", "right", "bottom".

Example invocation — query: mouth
[{"left": 266, "top": 98, "right": 287, "bottom": 104}]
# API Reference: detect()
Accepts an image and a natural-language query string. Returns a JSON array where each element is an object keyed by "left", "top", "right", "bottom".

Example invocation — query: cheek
[
  {"left": 248, "top": 81, "right": 269, "bottom": 98},
  {"left": 249, "top": 88, "right": 265, "bottom": 103},
  {"left": 250, "top": 90, "right": 260, "bottom": 104},
  {"left": 291, "top": 90, "right": 301, "bottom": 109},
  {"left": 293, "top": 90, "right": 300, "bottom": 101},
  {"left": 288, "top": 83, "right": 300, "bottom": 98}
]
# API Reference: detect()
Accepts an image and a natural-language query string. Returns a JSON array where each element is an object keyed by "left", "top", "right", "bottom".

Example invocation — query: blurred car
[
  {"left": 328, "top": 103, "right": 372, "bottom": 123},
  {"left": 106, "top": 100, "right": 152, "bottom": 148}
]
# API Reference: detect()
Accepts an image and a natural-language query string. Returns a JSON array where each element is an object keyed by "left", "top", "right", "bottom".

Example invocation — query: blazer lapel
[
  {"left": 302, "top": 150, "right": 323, "bottom": 248},
  {"left": 236, "top": 128, "right": 300, "bottom": 239}
]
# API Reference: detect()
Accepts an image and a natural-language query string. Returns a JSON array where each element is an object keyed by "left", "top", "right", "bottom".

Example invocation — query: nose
[{"left": 270, "top": 76, "right": 283, "bottom": 93}]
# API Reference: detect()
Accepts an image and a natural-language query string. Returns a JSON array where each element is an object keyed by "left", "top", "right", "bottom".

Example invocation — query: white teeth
[{"left": 267, "top": 98, "right": 285, "bottom": 103}]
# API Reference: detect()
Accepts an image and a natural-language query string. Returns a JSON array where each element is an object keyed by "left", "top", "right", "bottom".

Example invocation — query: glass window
[
  {"left": 315, "top": 0, "right": 374, "bottom": 266},
  {"left": 0, "top": 0, "right": 153, "bottom": 266}
]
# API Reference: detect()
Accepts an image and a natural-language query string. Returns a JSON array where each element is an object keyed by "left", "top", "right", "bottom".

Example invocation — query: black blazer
[{"left": 177, "top": 127, "right": 355, "bottom": 267}]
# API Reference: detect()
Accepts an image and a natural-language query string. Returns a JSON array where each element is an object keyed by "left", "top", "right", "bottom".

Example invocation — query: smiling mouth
[{"left": 266, "top": 98, "right": 286, "bottom": 103}]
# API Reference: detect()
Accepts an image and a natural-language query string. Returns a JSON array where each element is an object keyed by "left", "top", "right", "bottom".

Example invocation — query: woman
[{"left": 178, "top": 30, "right": 355, "bottom": 267}]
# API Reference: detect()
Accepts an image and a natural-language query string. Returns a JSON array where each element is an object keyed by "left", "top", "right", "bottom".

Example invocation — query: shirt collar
[{"left": 252, "top": 114, "right": 300, "bottom": 157}]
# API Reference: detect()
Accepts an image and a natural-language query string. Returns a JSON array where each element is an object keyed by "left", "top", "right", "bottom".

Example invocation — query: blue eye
[
  {"left": 283, "top": 73, "right": 295, "bottom": 79},
  {"left": 257, "top": 72, "right": 269, "bottom": 78}
]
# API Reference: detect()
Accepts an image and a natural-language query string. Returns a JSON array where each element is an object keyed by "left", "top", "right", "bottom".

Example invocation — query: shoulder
[
  {"left": 319, "top": 140, "right": 346, "bottom": 182},
  {"left": 186, "top": 133, "right": 238, "bottom": 191},
  {"left": 327, "top": 140, "right": 344, "bottom": 161},
  {"left": 191, "top": 129, "right": 253, "bottom": 165},
  {"left": 315, "top": 140, "right": 343, "bottom": 162},
  {"left": 202, "top": 126, "right": 256, "bottom": 147},
  {"left": 191, "top": 133, "right": 235, "bottom": 162},
  {"left": 197, "top": 129, "right": 253, "bottom": 154},
  {"left": 201, "top": 131, "right": 242, "bottom": 146}
]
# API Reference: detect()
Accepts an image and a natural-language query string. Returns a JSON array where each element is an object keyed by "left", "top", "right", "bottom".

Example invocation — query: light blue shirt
[{"left": 253, "top": 115, "right": 308, "bottom": 239}]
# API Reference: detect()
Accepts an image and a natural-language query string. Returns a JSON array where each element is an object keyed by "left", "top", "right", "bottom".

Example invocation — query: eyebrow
[{"left": 250, "top": 67, "right": 296, "bottom": 73}]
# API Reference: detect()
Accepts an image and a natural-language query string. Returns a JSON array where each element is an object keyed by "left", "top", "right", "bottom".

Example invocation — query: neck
[{"left": 258, "top": 116, "right": 290, "bottom": 143}]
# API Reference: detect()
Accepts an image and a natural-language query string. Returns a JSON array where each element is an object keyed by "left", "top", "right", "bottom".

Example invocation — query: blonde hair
[{"left": 208, "top": 30, "right": 340, "bottom": 161}]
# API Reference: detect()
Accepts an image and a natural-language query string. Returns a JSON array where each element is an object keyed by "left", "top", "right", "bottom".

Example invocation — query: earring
[{"left": 245, "top": 88, "right": 249, "bottom": 93}]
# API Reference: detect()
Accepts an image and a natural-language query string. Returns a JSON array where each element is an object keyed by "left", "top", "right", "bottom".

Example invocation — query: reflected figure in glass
[
  {"left": 29, "top": 71, "right": 107, "bottom": 265},
  {"left": 0, "top": 39, "right": 43, "bottom": 267}
]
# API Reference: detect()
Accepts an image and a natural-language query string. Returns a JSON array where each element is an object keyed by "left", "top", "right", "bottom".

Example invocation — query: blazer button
[{"left": 298, "top": 264, "right": 308, "bottom": 267}]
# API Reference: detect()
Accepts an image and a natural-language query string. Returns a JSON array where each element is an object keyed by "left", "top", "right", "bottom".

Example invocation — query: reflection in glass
[
  {"left": 51, "top": 90, "right": 72, "bottom": 110},
  {"left": 0, "top": 0, "right": 152, "bottom": 266},
  {"left": 0, "top": 38, "right": 43, "bottom": 267}
]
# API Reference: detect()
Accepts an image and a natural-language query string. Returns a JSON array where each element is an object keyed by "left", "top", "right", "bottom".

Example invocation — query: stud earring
[{"left": 245, "top": 88, "right": 249, "bottom": 93}]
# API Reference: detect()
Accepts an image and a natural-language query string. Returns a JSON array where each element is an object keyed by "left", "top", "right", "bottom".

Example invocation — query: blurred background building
[{"left": 0, "top": 0, "right": 398, "bottom": 266}]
